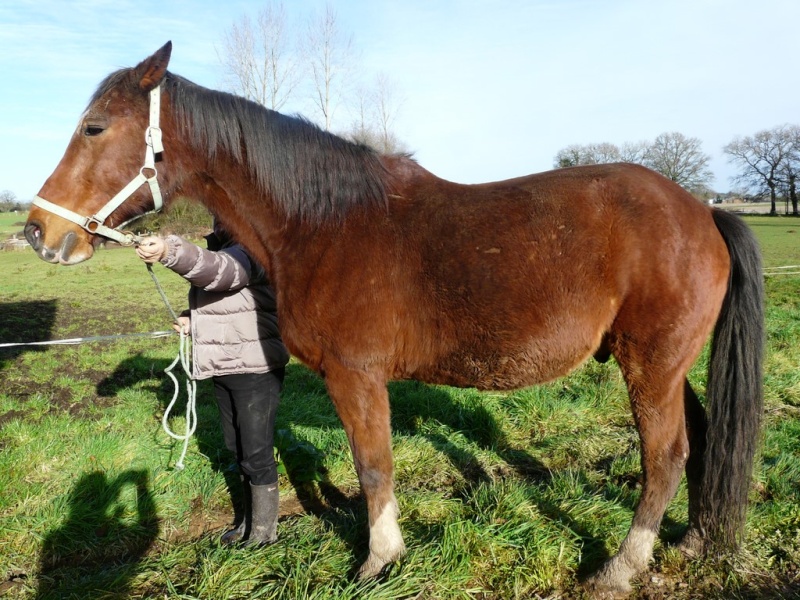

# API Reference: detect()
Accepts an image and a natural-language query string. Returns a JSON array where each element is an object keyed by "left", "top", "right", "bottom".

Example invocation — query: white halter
[{"left": 31, "top": 85, "right": 165, "bottom": 246}]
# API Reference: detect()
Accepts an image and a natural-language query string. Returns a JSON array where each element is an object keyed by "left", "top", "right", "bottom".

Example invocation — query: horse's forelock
[{"left": 87, "top": 69, "right": 138, "bottom": 109}]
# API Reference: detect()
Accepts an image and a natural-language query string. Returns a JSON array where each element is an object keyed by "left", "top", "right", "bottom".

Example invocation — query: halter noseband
[{"left": 31, "top": 85, "right": 165, "bottom": 247}]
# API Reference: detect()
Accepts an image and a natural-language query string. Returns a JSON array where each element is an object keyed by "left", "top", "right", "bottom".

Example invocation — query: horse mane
[{"left": 89, "top": 69, "right": 389, "bottom": 223}]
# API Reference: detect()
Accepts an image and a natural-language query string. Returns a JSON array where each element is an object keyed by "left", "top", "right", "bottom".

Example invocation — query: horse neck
[{"left": 163, "top": 141, "right": 284, "bottom": 275}]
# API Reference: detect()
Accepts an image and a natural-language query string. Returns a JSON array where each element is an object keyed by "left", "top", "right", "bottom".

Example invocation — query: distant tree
[
  {"left": 553, "top": 142, "right": 622, "bottom": 167},
  {"left": 348, "top": 72, "right": 408, "bottom": 154},
  {"left": 724, "top": 124, "right": 797, "bottom": 216},
  {"left": 555, "top": 133, "right": 713, "bottom": 195},
  {"left": 618, "top": 141, "right": 649, "bottom": 164},
  {"left": 0, "top": 189, "right": 21, "bottom": 212},
  {"left": 302, "top": 3, "right": 355, "bottom": 130},
  {"left": 218, "top": 3, "right": 407, "bottom": 147},
  {"left": 776, "top": 125, "right": 800, "bottom": 215},
  {"left": 642, "top": 132, "right": 713, "bottom": 194},
  {"left": 218, "top": 2, "right": 300, "bottom": 110},
  {"left": 553, "top": 144, "right": 585, "bottom": 168}
]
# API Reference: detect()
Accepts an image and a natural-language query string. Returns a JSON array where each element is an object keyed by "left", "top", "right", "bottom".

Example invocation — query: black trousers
[{"left": 212, "top": 369, "right": 284, "bottom": 486}]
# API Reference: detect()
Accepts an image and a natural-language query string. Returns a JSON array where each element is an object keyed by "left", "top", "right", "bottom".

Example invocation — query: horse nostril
[
  {"left": 24, "top": 222, "right": 43, "bottom": 250},
  {"left": 60, "top": 231, "right": 77, "bottom": 261}
]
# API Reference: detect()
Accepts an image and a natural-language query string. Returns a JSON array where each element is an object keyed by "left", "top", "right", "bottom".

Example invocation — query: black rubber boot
[
  {"left": 244, "top": 482, "right": 279, "bottom": 546},
  {"left": 220, "top": 476, "right": 250, "bottom": 545}
]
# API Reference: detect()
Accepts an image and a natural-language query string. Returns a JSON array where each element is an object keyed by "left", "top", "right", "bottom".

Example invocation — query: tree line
[
  {"left": 724, "top": 124, "right": 799, "bottom": 215},
  {"left": 5, "top": 3, "right": 797, "bottom": 214},
  {"left": 553, "top": 125, "right": 800, "bottom": 215},
  {"left": 223, "top": 3, "right": 798, "bottom": 216}
]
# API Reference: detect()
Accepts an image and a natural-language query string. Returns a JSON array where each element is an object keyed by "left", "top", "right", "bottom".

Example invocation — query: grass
[
  {"left": 0, "top": 212, "right": 27, "bottom": 240},
  {"left": 0, "top": 216, "right": 798, "bottom": 599}
]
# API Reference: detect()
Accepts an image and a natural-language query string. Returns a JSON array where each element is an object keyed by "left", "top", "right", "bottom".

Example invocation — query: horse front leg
[{"left": 323, "top": 361, "right": 405, "bottom": 578}]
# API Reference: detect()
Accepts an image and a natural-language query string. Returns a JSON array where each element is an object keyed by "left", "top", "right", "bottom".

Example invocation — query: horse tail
[{"left": 699, "top": 209, "right": 764, "bottom": 548}]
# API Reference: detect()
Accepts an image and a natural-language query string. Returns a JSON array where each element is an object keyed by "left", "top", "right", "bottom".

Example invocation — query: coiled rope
[
  {"left": 161, "top": 325, "right": 197, "bottom": 470},
  {"left": 146, "top": 262, "right": 197, "bottom": 470}
]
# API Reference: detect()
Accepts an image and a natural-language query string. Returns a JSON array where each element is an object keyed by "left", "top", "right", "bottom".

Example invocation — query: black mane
[{"left": 90, "top": 69, "right": 388, "bottom": 222}]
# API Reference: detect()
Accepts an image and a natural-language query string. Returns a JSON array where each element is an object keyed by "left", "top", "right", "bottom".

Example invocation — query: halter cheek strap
[{"left": 31, "top": 85, "right": 165, "bottom": 247}]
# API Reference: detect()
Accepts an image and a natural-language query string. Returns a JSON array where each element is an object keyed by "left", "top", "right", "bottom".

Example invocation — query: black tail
[{"left": 699, "top": 209, "right": 764, "bottom": 548}]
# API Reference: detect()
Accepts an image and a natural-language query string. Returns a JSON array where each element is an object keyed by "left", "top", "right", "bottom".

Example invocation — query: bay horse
[{"left": 25, "top": 42, "right": 764, "bottom": 596}]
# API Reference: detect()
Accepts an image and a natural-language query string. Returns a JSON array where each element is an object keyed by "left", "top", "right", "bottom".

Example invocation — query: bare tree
[
  {"left": 218, "top": 3, "right": 407, "bottom": 147},
  {"left": 776, "top": 125, "right": 800, "bottom": 215},
  {"left": 349, "top": 73, "right": 408, "bottom": 154},
  {"left": 643, "top": 132, "right": 713, "bottom": 194},
  {"left": 303, "top": 3, "right": 355, "bottom": 130},
  {"left": 219, "top": 2, "right": 300, "bottom": 110},
  {"left": 619, "top": 140, "right": 649, "bottom": 164},
  {"left": 553, "top": 142, "right": 622, "bottom": 167},
  {"left": 555, "top": 134, "right": 713, "bottom": 194},
  {"left": 724, "top": 124, "right": 796, "bottom": 215},
  {"left": 0, "top": 189, "right": 21, "bottom": 212}
]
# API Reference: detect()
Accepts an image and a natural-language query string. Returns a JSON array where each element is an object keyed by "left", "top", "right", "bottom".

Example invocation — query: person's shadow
[
  {"left": 97, "top": 354, "right": 240, "bottom": 521},
  {"left": 36, "top": 470, "right": 158, "bottom": 599}
]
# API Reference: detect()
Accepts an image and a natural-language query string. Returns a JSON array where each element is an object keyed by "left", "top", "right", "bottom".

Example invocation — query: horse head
[{"left": 25, "top": 42, "right": 173, "bottom": 264}]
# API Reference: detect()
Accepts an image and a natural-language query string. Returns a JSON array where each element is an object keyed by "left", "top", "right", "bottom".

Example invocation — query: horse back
[{"left": 280, "top": 161, "right": 729, "bottom": 391}]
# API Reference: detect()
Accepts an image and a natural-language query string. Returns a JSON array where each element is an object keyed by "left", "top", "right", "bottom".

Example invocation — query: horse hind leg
[
  {"left": 587, "top": 358, "right": 692, "bottom": 596},
  {"left": 323, "top": 362, "right": 406, "bottom": 578},
  {"left": 677, "top": 379, "right": 708, "bottom": 557}
]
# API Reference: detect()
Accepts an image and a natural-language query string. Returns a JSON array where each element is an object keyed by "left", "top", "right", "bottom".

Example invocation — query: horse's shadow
[{"left": 36, "top": 470, "right": 158, "bottom": 599}]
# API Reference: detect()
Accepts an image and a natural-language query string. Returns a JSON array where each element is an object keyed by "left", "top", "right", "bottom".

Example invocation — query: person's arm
[{"left": 137, "top": 235, "right": 254, "bottom": 292}]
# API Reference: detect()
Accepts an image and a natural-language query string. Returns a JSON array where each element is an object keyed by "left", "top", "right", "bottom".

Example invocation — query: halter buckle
[{"left": 83, "top": 216, "right": 104, "bottom": 234}]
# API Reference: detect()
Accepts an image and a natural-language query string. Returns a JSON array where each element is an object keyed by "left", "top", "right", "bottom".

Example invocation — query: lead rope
[{"left": 146, "top": 262, "right": 197, "bottom": 470}]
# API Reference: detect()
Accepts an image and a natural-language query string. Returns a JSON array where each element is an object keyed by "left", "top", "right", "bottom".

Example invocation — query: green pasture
[
  {"left": 0, "top": 216, "right": 798, "bottom": 599},
  {"left": 0, "top": 212, "right": 27, "bottom": 240}
]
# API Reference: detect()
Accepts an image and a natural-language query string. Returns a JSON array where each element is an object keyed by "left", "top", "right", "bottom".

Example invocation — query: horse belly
[{"left": 413, "top": 328, "right": 602, "bottom": 391}]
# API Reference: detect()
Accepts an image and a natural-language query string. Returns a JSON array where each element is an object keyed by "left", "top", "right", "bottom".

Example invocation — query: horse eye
[{"left": 84, "top": 125, "right": 105, "bottom": 137}]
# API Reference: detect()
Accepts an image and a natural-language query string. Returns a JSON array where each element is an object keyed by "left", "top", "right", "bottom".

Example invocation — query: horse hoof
[
  {"left": 584, "top": 558, "right": 639, "bottom": 599},
  {"left": 356, "top": 544, "right": 406, "bottom": 580},
  {"left": 676, "top": 527, "right": 706, "bottom": 559},
  {"left": 357, "top": 555, "right": 390, "bottom": 579},
  {"left": 583, "top": 575, "right": 633, "bottom": 599}
]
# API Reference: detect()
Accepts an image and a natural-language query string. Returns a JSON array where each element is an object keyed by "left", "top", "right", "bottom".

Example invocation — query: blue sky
[{"left": 1, "top": 0, "right": 797, "bottom": 200}]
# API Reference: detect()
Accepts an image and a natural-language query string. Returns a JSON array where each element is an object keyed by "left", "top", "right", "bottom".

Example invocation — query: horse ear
[{"left": 136, "top": 41, "right": 172, "bottom": 91}]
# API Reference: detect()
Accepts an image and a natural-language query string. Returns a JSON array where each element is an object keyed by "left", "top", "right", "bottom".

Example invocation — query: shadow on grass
[
  {"left": 94, "top": 357, "right": 689, "bottom": 580},
  {"left": 277, "top": 365, "right": 625, "bottom": 576},
  {"left": 0, "top": 300, "right": 57, "bottom": 370},
  {"left": 36, "top": 470, "right": 159, "bottom": 599},
  {"left": 386, "top": 378, "right": 618, "bottom": 575},
  {"left": 97, "top": 353, "right": 241, "bottom": 523}
]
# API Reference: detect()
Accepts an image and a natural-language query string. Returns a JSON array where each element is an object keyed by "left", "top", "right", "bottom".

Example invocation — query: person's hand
[
  {"left": 173, "top": 316, "right": 191, "bottom": 336},
  {"left": 136, "top": 236, "right": 167, "bottom": 263}
]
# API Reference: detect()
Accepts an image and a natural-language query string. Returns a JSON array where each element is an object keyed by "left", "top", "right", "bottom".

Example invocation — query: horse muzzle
[{"left": 25, "top": 220, "right": 91, "bottom": 265}]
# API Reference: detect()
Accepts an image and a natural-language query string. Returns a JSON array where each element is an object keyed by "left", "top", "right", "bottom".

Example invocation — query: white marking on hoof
[
  {"left": 586, "top": 526, "right": 656, "bottom": 597},
  {"left": 357, "top": 498, "right": 406, "bottom": 579}
]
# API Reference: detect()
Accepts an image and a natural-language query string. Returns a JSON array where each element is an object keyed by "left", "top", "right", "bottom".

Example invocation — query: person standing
[{"left": 136, "top": 220, "right": 289, "bottom": 546}]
